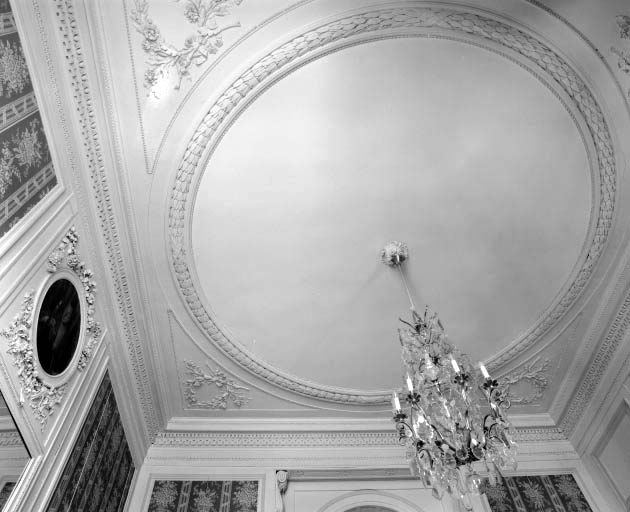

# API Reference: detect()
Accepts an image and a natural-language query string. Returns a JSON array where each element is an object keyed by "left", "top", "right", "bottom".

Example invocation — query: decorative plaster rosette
[
  {"left": 0, "top": 227, "right": 101, "bottom": 429},
  {"left": 168, "top": 7, "right": 616, "bottom": 404}
]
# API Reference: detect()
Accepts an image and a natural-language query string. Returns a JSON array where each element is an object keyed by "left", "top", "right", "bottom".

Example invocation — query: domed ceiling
[{"left": 190, "top": 37, "right": 591, "bottom": 392}]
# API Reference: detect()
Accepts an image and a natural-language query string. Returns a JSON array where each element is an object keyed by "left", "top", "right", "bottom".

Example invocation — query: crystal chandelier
[{"left": 382, "top": 241, "right": 518, "bottom": 507}]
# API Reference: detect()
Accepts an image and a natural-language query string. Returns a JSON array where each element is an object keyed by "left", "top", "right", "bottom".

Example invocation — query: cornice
[
  {"left": 53, "top": 0, "right": 159, "bottom": 439},
  {"left": 153, "top": 425, "right": 565, "bottom": 449},
  {"left": 560, "top": 286, "right": 630, "bottom": 435},
  {"left": 168, "top": 6, "right": 616, "bottom": 404}
]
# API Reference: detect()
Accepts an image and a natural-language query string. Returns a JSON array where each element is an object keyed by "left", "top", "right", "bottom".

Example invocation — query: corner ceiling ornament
[
  {"left": 501, "top": 357, "right": 551, "bottom": 405},
  {"left": 184, "top": 360, "right": 250, "bottom": 409},
  {"left": 130, "top": 0, "right": 244, "bottom": 91},
  {"left": 611, "top": 14, "right": 630, "bottom": 100},
  {"left": 383, "top": 242, "right": 517, "bottom": 509},
  {"left": 169, "top": 6, "right": 616, "bottom": 404},
  {"left": 0, "top": 227, "right": 101, "bottom": 430}
]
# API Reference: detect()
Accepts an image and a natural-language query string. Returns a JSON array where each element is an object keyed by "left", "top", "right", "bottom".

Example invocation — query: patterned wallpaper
[
  {"left": 484, "top": 474, "right": 592, "bottom": 512},
  {"left": 148, "top": 480, "right": 259, "bottom": 512},
  {"left": 0, "top": 0, "right": 57, "bottom": 238},
  {"left": 45, "top": 372, "right": 135, "bottom": 512},
  {"left": 0, "top": 482, "right": 15, "bottom": 511}
]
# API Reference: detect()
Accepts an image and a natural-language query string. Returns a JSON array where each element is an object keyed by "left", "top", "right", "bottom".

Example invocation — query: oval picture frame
[{"left": 33, "top": 271, "right": 86, "bottom": 385}]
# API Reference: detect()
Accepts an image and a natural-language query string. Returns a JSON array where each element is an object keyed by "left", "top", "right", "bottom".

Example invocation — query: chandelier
[{"left": 382, "top": 241, "right": 518, "bottom": 507}]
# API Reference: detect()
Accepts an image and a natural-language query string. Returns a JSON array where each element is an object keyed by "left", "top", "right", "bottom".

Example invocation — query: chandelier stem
[{"left": 397, "top": 262, "right": 416, "bottom": 312}]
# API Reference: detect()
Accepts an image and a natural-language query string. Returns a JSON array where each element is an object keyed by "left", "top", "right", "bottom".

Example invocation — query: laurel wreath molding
[
  {"left": 0, "top": 227, "right": 101, "bottom": 429},
  {"left": 168, "top": 7, "right": 615, "bottom": 404}
]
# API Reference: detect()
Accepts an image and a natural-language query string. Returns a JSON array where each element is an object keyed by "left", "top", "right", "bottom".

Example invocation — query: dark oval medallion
[{"left": 36, "top": 278, "right": 81, "bottom": 376}]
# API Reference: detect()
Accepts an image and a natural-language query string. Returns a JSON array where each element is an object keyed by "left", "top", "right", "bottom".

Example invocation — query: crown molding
[{"left": 51, "top": 0, "right": 160, "bottom": 442}]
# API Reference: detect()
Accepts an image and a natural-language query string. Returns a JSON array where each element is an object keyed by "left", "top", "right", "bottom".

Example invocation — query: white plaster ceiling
[
  {"left": 191, "top": 37, "right": 590, "bottom": 391},
  {"left": 72, "top": 0, "right": 630, "bottom": 430}
]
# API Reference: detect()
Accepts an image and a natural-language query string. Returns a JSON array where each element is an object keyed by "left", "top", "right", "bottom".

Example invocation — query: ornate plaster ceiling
[
  {"left": 191, "top": 37, "right": 591, "bottom": 392},
  {"left": 57, "top": 0, "right": 630, "bottom": 443}
]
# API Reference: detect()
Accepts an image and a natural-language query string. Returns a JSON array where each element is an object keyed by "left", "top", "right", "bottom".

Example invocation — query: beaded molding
[{"left": 54, "top": 0, "right": 159, "bottom": 438}]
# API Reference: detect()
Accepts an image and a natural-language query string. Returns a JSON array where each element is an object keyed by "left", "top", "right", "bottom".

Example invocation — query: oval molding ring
[{"left": 168, "top": 6, "right": 615, "bottom": 404}]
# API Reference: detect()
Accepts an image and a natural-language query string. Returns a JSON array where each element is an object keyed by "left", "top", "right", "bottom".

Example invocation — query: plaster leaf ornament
[
  {"left": 130, "top": 0, "right": 245, "bottom": 93},
  {"left": 183, "top": 360, "right": 250, "bottom": 409},
  {"left": 1, "top": 292, "right": 66, "bottom": 429},
  {"left": 612, "top": 15, "right": 630, "bottom": 101},
  {"left": 617, "top": 15, "right": 630, "bottom": 39},
  {"left": 611, "top": 47, "right": 630, "bottom": 75},
  {"left": 48, "top": 226, "right": 102, "bottom": 372},
  {"left": 501, "top": 357, "right": 552, "bottom": 405}
]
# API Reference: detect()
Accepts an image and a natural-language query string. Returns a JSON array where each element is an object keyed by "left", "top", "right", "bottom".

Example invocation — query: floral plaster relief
[
  {"left": 131, "top": 0, "right": 245, "bottom": 94},
  {"left": 184, "top": 360, "right": 250, "bottom": 409},
  {"left": 612, "top": 15, "right": 630, "bottom": 101},
  {"left": 0, "top": 227, "right": 101, "bottom": 429},
  {"left": 501, "top": 357, "right": 552, "bottom": 406}
]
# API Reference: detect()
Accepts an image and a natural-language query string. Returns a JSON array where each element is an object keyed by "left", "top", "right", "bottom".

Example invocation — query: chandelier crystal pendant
[{"left": 382, "top": 241, "right": 518, "bottom": 506}]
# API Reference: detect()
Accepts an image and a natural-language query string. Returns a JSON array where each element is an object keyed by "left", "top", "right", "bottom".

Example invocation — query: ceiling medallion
[
  {"left": 170, "top": 6, "right": 615, "bottom": 404},
  {"left": 383, "top": 242, "right": 517, "bottom": 508}
]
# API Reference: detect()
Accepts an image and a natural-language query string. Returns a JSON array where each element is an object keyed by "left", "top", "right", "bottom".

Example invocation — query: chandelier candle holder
[{"left": 381, "top": 241, "right": 518, "bottom": 507}]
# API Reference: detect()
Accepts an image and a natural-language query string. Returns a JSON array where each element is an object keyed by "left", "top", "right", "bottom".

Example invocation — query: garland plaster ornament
[
  {"left": 130, "top": 0, "right": 245, "bottom": 92},
  {"left": 611, "top": 15, "right": 630, "bottom": 100},
  {"left": 0, "top": 227, "right": 101, "bottom": 429},
  {"left": 501, "top": 357, "right": 552, "bottom": 405},
  {"left": 183, "top": 360, "right": 250, "bottom": 409},
  {"left": 1, "top": 291, "right": 64, "bottom": 428}
]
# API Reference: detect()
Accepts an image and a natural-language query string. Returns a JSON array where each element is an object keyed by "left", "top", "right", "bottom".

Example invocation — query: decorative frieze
[{"left": 153, "top": 426, "right": 565, "bottom": 448}]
